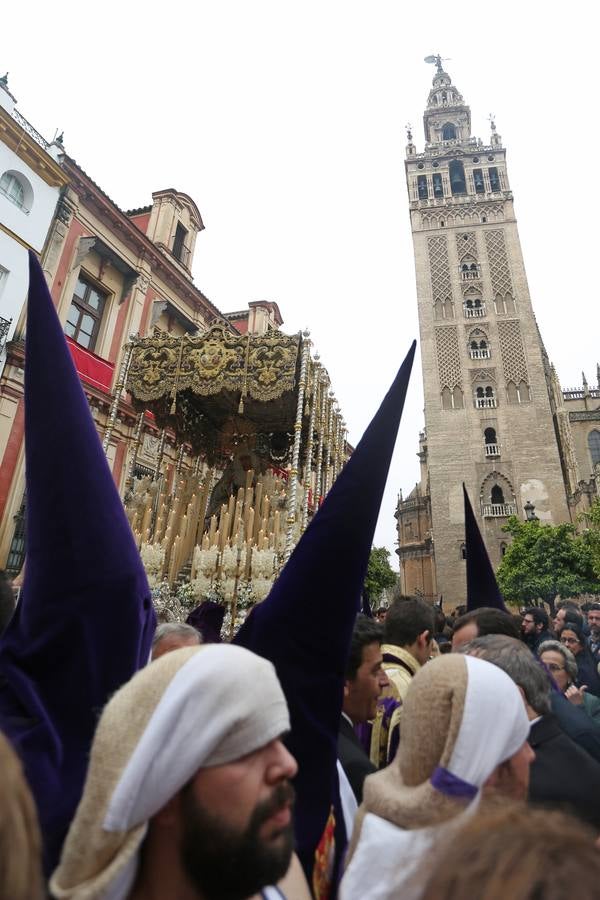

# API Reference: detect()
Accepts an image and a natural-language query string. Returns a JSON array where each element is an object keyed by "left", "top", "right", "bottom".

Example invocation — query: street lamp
[{"left": 524, "top": 499, "right": 538, "bottom": 522}]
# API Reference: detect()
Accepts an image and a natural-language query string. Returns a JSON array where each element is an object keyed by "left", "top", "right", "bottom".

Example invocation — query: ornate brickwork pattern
[
  {"left": 498, "top": 321, "right": 528, "bottom": 384},
  {"left": 485, "top": 229, "right": 513, "bottom": 295},
  {"left": 456, "top": 231, "right": 478, "bottom": 260},
  {"left": 428, "top": 236, "right": 453, "bottom": 306},
  {"left": 435, "top": 326, "right": 462, "bottom": 389}
]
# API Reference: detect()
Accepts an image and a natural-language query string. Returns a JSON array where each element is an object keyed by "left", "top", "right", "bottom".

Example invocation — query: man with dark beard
[{"left": 50, "top": 645, "right": 310, "bottom": 900}]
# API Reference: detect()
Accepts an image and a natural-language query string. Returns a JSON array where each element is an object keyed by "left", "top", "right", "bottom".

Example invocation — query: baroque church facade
[{"left": 396, "top": 59, "right": 600, "bottom": 607}]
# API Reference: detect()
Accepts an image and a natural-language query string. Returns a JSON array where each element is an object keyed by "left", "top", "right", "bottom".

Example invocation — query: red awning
[{"left": 66, "top": 337, "right": 115, "bottom": 394}]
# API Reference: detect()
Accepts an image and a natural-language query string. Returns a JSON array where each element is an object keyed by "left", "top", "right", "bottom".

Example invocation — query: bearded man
[{"left": 51, "top": 645, "right": 310, "bottom": 900}]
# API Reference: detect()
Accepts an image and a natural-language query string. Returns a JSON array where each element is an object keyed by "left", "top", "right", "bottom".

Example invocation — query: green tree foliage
[
  {"left": 580, "top": 498, "right": 600, "bottom": 581},
  {"left": 364, "top": 547, "right": 398, "bottom": 603},
  {"left": 496, "top": 516, "right": 599, "bottom": 612}
]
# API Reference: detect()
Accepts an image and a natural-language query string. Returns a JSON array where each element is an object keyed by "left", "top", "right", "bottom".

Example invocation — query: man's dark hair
[
  {"left": 524, "top": 606, "right": 549, "bottom": 629},
  {"left": 452, "top": 607, "right": 520, "bottom": 640},
  {"left": 587, "top": 603, "right": 600, "bottom": 613},
  {"left": 564, "top": 608, "right": 584, "bottom": 630},
  {"left": 384, "top": 596, "right": 435, "bottom": 648},
  {"left": 556, "top": 600, "right": 581, "bottom": 613},
  {"left": 434, "top": 608, "right": 447, "bottom": 634},
  {"left": 345, "top": 615, "right": 383, "bottom": 680}
]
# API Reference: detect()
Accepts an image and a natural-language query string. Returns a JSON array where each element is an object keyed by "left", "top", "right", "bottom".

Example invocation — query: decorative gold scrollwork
[{"left": 127, "top": 324, "right": 300, "bottom": 403}]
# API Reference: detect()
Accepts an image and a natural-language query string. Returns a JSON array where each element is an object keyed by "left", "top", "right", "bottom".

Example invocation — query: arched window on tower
[
  {"left": 589, "top": 429, "right": 600, "bottom": 466},
  {"left": 518, "top": 381, "right": 531, "bottom": 403},
  {"left": 489, "top": 167, "right": 501, "bottom": 191},
  {"left": 449, "top": 160, "right": 467, "bottom": 195},
  {"left": 442, "top": 122, "right": 457, "bottom": 140},
  {"left": 507, "top": 380, "right": 531, "bottom": 404},
  {"left": 475, "top": 385, "right": 496, "bottom": 409},
  {"left": 432, "top": 173, "right": 444, "bottom": 198},
  {"left": 473, "top": 168, "right": 485, "bottom": 193},
  {"left": 441, "top": 386, "right": 464, "bottom": 410},
  {"left": 484, "top": 427, "right": 499, "bottom": 457},
  {"left": 491, "top": 484, "right": 505, "bottom": 505}
]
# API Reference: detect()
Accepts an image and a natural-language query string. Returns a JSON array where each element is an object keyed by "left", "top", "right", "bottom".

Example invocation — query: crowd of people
[{"left": 1, "top": 253, "right": 600, "bottom": 899}]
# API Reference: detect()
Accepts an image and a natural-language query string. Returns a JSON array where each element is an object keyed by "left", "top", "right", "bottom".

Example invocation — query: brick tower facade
[{"left": 403, "top": 57, "right": 571, "bottom": 607}]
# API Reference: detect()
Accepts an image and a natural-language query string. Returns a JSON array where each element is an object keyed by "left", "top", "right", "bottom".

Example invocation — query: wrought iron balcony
[
  {"left": 0, "top": 316, "right": 12, "bottom": 353},
  {"left": 484, "top": 443, "right": 500, "bottom": 457},
  {"left": 475, "top": 397, "right": 496, "bottom": 409},
  {"left": 461, "top": 268, "right": 481, "bottom": 281},
  {"left": 482, "top": 503, "right": 516, "bottom": 518},
  {"left": 464, "top": 305, "right": 486, "bottom": 318},
  {"left": 470, "top": 348, "right": 491, "bottom": 360}
]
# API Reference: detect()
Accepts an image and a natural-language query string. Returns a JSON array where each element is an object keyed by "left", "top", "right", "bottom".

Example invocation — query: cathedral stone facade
[{"left": 397, "top": 59, "right": 598, "bottom": 607}]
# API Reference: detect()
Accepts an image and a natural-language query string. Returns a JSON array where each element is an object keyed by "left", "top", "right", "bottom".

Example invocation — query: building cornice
[
  {"left": 569, "top": 410, "right": 600, "bottom": 423},
  {"left": 0, "top": 107, "right": 68, "bottom": 189},
  {"left": 61, "top": 157, "right": 234, "bottom": 330}
]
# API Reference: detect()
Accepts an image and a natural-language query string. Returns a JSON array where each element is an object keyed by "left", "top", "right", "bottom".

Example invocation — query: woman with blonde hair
[
  {"left": 0, "top": 731, "right": 44, "bottom": 900},
  {"left": 421, "top": 801, "right": 600, "bottom": 900}
]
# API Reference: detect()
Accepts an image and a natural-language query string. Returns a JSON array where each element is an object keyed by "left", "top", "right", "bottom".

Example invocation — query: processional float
[{"left": 106, "top": 324, "right": 348, "bottom": 627}]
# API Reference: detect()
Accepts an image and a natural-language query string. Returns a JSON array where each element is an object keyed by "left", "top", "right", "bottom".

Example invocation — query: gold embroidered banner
[{"left": 127, "top": 325, "right": 301, "bottom": 404}]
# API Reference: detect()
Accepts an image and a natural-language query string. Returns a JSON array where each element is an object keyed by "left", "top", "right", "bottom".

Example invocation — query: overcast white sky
[{"left": 5, "top": 2, "right": 598, "bottom": 564}]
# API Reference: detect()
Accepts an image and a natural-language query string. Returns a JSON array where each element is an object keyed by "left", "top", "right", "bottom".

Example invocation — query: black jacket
[
  {"left": 529, "top": 714, "right": 600, "bottom": 828},
  {"left": 550, "top": 691, "right": 600, "bottom": 764},
  {"left": 337, "top": 716, "right": 376, "bottom": 804}
]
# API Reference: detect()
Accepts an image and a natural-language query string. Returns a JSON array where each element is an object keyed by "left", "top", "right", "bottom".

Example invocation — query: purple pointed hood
[
  {"left": 186, "top": 599, "right": 225, "bottom": 643},
  {"left": 0, "top": 252, "right": 155, "bottom": 873},
  {"left": 464, "top": 483, "right": 507, "bottom": 611},
  {"left": 235, "top": 341, "right": 416, "bottom": 886}
]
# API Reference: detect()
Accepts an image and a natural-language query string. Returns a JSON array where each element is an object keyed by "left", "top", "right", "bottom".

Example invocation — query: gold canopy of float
[{"left": 103, "top": 325, "right": 348, "bottom": 627}]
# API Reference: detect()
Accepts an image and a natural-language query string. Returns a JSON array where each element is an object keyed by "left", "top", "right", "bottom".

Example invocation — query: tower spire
[{"left": 422, "top": 57, "right": 471, "bottom": 146}]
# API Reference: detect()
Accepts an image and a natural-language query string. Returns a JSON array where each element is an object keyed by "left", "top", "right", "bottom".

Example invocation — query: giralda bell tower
[{"left": 404, "top": 56, "right": 570, "bottom": 606}]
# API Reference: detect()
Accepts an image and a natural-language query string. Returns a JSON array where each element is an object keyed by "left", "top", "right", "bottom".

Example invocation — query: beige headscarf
[
  {"left": 341, "top": 654, "right": 530, "bottom": 900},
  {"left": 51, "top": 644, "right": 290, "bottom": 900}
]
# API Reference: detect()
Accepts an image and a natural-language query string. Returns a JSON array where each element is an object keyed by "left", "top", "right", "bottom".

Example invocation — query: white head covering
[
  {"left": 340, "top": 655, "right": 530, "bottom": 900},
  {"left": 51, "top": 644, "right": 290, "bottom": 900}
]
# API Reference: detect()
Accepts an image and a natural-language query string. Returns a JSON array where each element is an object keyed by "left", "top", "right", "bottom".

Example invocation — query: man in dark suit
[
  {"left": 338, "top": 615, "right": 389, "bottom": 803},
  {"left": 462, "top": 634, "right": 600, "bottom": 829}
]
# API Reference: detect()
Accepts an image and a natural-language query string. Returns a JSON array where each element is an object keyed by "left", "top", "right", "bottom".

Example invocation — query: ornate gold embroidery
[{"left": 127, "top": 325, "right": 301, "bottom": 404}]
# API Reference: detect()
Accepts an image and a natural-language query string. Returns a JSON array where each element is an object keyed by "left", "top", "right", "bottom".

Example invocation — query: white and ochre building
[{"left": 0, "top": 79, "right": 282, "bottom": 574}]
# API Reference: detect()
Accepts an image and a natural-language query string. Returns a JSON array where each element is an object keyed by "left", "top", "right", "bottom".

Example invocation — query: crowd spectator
[
  {"left": 449, "top": 606, "right": 600, "bottom": 763},
  {"left": 451, "top": 607, "right": 520, "bottom": 650},
  {"left": 380, "top": 595, "right": 434, "bottom": 701},
  {"left": 560, "top": 623, "right": 600, "bottom": 697},
  {"left": 339, "top": 654, "right": 532, "bottom": 899},
  {"left": 51, "top": 645, "right": 310, "bottom": 900},
  {"left": 463, "top": 634, "right": 600, "bottom": 828},
  {"left": 520, "top": 606, "right": 552, "bottom": 652},
  {"left": 539, "top": 640, "right": 600, "bottom": 723},
  {"left": 151, "top": 622, "right": 202, "bottom": 660},
  {"left": 421, "top": 801, "right": 600, "bottom": 900},
  {"left": 586, "top": 603, "right": 600, "bottom": 661},
  {"left": 553, "top": 601, "right": 584, "bottom": 637},
  {"left": 433, "top": 607, "right": 451, "bottom": 649},
  {"left": 338, "top": 616, "right": 388, "bottom": 803}
]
